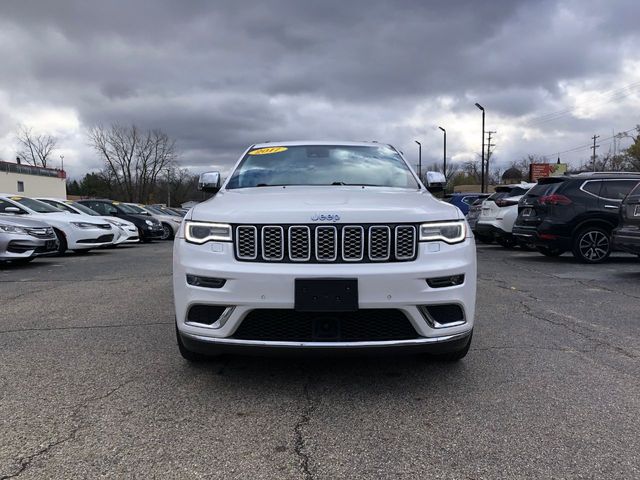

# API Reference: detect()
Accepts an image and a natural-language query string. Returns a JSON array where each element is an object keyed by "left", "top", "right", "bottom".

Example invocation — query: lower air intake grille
[{"left": 232, "top": 309, "right": 418, "bottom": 342}]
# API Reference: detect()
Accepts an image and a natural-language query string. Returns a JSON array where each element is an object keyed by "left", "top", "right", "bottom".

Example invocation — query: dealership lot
[{"left": 1, "top": 243, "right": 639, "bottom": 479}]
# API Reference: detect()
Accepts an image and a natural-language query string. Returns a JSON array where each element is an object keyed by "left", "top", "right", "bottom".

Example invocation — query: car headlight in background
[
  {"left": 70, "top": 222, "right": 100, "bottom": 229},
  {"left": 145, "top": 220, "right": 153, "bottom": 226},
  {"left": 105, "top": 219, "right": 128, "bottom": 227},
  {"left": 185, "top": 221, "right": 232, "bottom": 244},
  {"left": 0, "top": 224, "right": 27, "bottom": 234},
  {"left": 419, "top": 221, "right": 466, "bottom": 244}
]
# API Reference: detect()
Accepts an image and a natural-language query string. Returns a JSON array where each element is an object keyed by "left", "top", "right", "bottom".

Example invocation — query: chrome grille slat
[
  {"left": 289, "top": 226, "right": 311, "bottom": 261},
  {"left": 236, "top": 226, "right": 258, "bottom": 259},
  {"left": 262, "top": 226, "right": 284, "bottom": 261},
  {"left": 342, "top": 226, "right": 364, "bottom": 261},
  {"left": 369, "top": 226, "right": 391, "bottom": 261},
  {"left": 234, "top": 224, "right": 416, "bottom": 263},
  {"left": 315, "top": 226, "right": 337, "bottom": 261},
  {"left": 395, "top": 226, "right": 416, "bottom": 260}
]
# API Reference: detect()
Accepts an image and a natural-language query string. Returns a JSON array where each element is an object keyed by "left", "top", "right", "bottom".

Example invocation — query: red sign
[{"left": 529, "top": 163, "right": 567, "bottom": 182}]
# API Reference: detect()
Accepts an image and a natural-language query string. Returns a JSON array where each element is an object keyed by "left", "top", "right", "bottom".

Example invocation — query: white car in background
[
  {"left": 36, "top": 197, "right": 139, "bottom": 245},
  {"left": 125, "top": 203, "right": 182, "bottom": 240},
  {"left": 475, "top": 183, "right": 536, "bottom": 248},
  {"left": 0, "top": 194, "right": 116, "bottom": 254}
]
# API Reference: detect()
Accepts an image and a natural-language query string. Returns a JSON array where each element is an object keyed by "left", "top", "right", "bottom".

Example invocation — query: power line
[
  {"left": 524, "top": 80, "right": 640, "bottom": 127},
  {"left": 541, "top": 126, "right": 637, "bottom": 158}
]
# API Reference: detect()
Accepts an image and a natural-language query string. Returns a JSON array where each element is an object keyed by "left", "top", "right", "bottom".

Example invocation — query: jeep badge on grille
[{"left": 311, "top": 214, "right": 340, "bottom": 222}]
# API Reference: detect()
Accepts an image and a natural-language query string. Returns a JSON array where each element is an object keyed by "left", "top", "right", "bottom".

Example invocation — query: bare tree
[
  {"left": 88, "top": 124, "right": 177, "bottom": 203},
  {"left": 16, "top": 125, "right": 58, "bottom": 168}
]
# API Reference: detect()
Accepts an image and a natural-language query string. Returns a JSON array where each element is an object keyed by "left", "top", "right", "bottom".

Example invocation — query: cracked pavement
[{"left": 1, "top": 242, "right": 639, "bottom": 478}]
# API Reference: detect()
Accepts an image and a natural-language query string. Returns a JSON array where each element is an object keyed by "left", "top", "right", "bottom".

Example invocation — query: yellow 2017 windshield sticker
[{"left": 248, "top": 146, "right": 288, "bottom": 155}]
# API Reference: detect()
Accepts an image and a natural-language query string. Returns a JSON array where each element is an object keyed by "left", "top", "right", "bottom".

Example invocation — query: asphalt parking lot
[{"left": 1, "top": 243, "right": 639, "bottom": 479}]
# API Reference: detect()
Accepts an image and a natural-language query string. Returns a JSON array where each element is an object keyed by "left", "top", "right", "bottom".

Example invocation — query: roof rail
[{"left": 571, "top": 171, "right": 640, "bottom": 177}]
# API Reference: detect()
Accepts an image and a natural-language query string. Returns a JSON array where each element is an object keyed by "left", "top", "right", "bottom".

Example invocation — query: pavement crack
[
  {"left": 0, "top": 321, "right": 173, "bottom": 335},
  {"left": 1, "top": 377, "right": 136, "bottom": 479},
  {"left": 293, "top": 376, "right": 316, "bottom": 480},
  {"left": 519, "top": 301, "right": 639, "bottom": 360}
]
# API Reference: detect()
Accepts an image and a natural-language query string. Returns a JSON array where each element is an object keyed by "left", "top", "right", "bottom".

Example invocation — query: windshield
[
  {"left": 12, "top": 196, "right": 62, "bottom": 213},
  {"left": 144, "top": 206, "right": 165, "bottom": 215},
  {"left": 119, "top": 203, "right": 146, "bottom": 214},
  {"left": 68, "top": 201, "right": 100, "bottom": 216},
  {"left": 226, "top": 145, "right": 419, "bottom": 189}
]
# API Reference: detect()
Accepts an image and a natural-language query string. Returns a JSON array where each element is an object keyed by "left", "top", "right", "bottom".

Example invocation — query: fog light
[
  {"left": 186, "top": 274, "right": 226, "bottom": 288},
  {"left": 426, "top": 274, "right": 465, "bottom": 288}
]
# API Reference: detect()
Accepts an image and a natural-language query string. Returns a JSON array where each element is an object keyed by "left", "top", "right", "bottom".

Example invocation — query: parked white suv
[
  {"left": 475, "top": 183, "right": 536, "bottom": 248},
  {"left": 173, "top": 142, "right": 477, "bottom": 361}
]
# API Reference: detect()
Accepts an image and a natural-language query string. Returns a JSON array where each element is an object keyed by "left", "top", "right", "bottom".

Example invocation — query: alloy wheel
[{"left": 578, "top": 230, "right": 610, "bottom": 262}]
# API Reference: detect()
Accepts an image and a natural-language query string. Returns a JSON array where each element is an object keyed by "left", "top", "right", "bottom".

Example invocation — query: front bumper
[
  {"left": 1, "top": 236, "right": 58, "bottom": 260},
  {"left": 140, "top": 225, "right": 164, "bottom": 239},
  {"left": 173, "top": 237, "right": 477, "bottom": 349},
  {"left": 180, "top": 329, "right": 472, "bottom": 356}
]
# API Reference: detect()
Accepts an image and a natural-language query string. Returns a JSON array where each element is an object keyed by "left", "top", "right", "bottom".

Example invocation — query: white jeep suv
[{"left": 173, "top": 142, "right": 477, "bottom": 361}]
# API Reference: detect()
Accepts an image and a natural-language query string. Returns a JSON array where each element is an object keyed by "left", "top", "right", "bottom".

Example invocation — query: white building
[{"left": 0, "top": 160, "right": 67, "bottom": 197}]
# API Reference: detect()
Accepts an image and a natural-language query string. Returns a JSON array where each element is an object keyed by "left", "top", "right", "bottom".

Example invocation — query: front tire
[
  {"left": 572, "top": 226, "right": 611, "bottom": 263},
  {"left": 161, "top": 223, "right": 174, "bottom": 240},
  {"left": 53, "top": 229, "right": 67, "bottom": 255}
]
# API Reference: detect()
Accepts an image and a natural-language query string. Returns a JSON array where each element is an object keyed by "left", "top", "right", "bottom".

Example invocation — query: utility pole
[
  {"left": 591, "top": 134, "right": 600, "bottom": 172},
  {"left": 414, "top": 140, "right": 422, "bottom": 181},
  {"left": 438, "top": 127, "right": 446, "bottom": 178},
  {"left": 486, "top": 131, "right": 496, "bottom": 187},
  {"left": 475, "top": 103, "right": 485, "bottom": 193},
  {"left": 166, "top": 168, "right": 171, "bottom": 207}
]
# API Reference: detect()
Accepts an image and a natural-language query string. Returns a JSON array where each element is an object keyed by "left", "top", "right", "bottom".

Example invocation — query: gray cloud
[{"left": 0, "top": 0, "right": 639, "bottom": 177}]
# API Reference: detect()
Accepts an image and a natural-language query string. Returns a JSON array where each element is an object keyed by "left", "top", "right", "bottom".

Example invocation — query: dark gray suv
[{"left": 513, "top": 172, "right": 640, "bottom": 263}]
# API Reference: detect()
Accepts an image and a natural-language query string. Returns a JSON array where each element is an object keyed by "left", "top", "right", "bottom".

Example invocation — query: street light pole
[
  {"left": 414, "top": 140, "right": 422, "bottom": 181},
  {"left": 475, "top": 103, "right": 485, "bottom": 193},
  {"left": 438, "top": 127, "right": 446, "bottom": 178}
]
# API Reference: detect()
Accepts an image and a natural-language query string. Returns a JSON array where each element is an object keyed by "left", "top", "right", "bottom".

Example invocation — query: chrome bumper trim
[{"left": 181, "top": 330, "right": 471, "bottom": 349}]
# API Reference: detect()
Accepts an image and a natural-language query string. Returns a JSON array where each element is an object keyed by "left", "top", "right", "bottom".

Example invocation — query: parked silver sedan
[{"left": 0, "top": 216, "right": 58, "bottom": 264}]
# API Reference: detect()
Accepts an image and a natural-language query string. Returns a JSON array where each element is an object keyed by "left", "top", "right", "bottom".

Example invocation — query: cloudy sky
[{"left": 0, "top": 0, "right": 639, "bottom": 178}]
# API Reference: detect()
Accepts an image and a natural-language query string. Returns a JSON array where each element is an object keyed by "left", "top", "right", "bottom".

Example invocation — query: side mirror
[
  {"left": 5, "top": 206, "right": 24, "bottom": 214},
  {"left": 423, "top": 171, "right": 446, "bottom": 194},
  {"left": 198, "top": 171, "right": 221, "bottom": 193}
]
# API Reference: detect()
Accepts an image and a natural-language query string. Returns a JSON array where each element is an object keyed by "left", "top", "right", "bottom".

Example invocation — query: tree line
[{"left": 14, "top": 123, "right": 640, "bottom": 201}]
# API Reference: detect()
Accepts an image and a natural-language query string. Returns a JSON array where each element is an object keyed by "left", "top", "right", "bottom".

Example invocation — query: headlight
[
  {"left": 419, "top": 221, "right": 466, "bottom": 244},
  {"left": 145, "top": 220, "right": 153, "bottom": 226},
  {"left": 71, "top": 222, "right": 99, "bottom": 229},
  {"left": 0, "top": 224, "right": 27, "bottom": 234},
  {"left": 105, "top": 219, "right": 127, "bottom": 227},
  {"left": 185, "top": 221, "right": 232, "bottom": 244}
]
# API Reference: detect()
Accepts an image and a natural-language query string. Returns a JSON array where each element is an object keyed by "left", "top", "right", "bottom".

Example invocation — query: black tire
[
  {"left": 176, "top": 324, "right": 218, "bottom": 362},
  {"left": 160, "top": 223, "right": 174, "bottom": 240},
  {"left": 475, "top": 233, "right": 494, "bottom": 244},
  {"left": 519, "top": 242, "right": 537, "bottom": 251},
  {"left": 139, "top": 228, "right": 152, "bottom": 243},
  {"left": 496, "top": 236, "right": 518, "bottom": 248},
  {"left": 53, "top": 229, "right": 67, "bottom": 255},
  {"left": 572, "top": 226, "right": 612, "bottom": 264},
  {"left": 536, "top": 246, "right": 565, "bottom": 257},
  {"left": 431, "top": 332, "right": 472, "bottom": 362}
]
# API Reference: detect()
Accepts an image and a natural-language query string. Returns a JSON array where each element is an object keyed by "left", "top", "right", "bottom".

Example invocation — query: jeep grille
[{"left": 234, "top": 224, "right": 417, "bottom": 263}]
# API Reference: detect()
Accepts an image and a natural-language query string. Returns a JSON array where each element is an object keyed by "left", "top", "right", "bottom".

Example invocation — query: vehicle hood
[
  {"left": 21, "top": 212, "right": 110, "bottom": 226},
  {"left": 190, "top": 187, "right": 461, "bottom": 224},
  {"left": 103, "top": 216, "right": 135, "bottom": 227},
  {"left": 150, "top": 213, "right": 183, "bottom": 223},
  {"left": 0, "top": 214, "right": 52, "bottom": 228}
]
